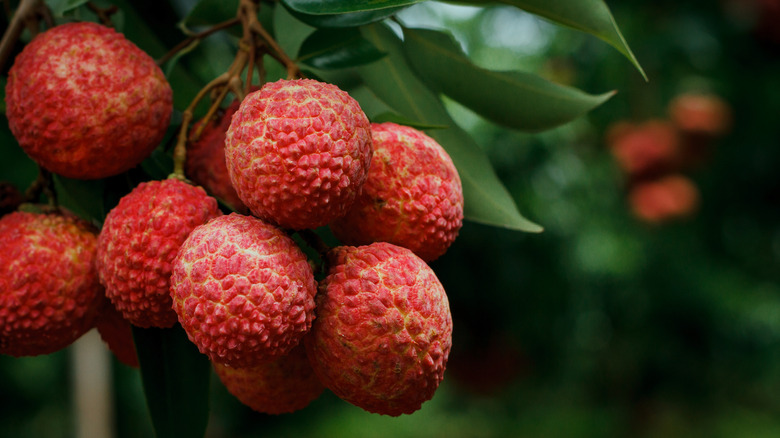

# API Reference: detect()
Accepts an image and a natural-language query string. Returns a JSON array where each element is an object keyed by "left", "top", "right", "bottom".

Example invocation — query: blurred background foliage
[{"left": 2, "top": 0, "right": 780, "bottom": 437}]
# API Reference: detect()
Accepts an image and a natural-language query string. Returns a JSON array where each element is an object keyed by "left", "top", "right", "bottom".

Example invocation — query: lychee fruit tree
[{"left": 0, "top": 0, "right": 643, "bottom": 435}]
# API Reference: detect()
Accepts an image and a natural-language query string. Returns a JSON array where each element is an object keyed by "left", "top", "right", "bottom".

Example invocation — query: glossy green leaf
[
  {"left": 180, "top": 0, "right": 239, "bottom": 32},
  {"left": 110, "top": 0, "right": 207, "bottom": 108},
  {"left": 52, "top": 176, "right": 107, "bottom": 223},
  {"left": 371, "top": 112, "right": 449, "bottom": 130},
  {"left": 133, "top": 325, "right": 211, "bottom": 438},
  {"left": 403, "top": 27, "right": 615, "bottom": 132},
  {"left": 298, "top": 28, "right": 385, "bottom": 69},
  {"left": 448, "top": 0, "right": 646, "bottom": 79},
  {"left": 280, "top": 0, "right": 423, "bottom": 28},
  {"left": 357, "top": 24, "right": 542, "bottom": 232}
]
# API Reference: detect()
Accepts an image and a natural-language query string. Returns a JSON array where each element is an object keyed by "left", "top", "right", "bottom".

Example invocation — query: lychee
[
  {"left": 305, "top": 242, "right": 453, "bottom": 416},
  {"left": 225, "top": 78, "right": 372, "bottom": 230},
  {"left": 607, "top": 120, "right": 681, "bottom": 177},
  {"left": 186, "top": 100, "right": 248, "bottom": 213},
  {"left": 170, "top": 213, "right": 317, "bottom": 368},
  {"left": 5, "top": 22, "right": 173, "bottom": 179},
  {"left": 628, "top": 174, "right": 700, "bottom": 224},
  {"left": 0, "top": 210, "right": 103, "bottom": 357},
  {"left": 330, "top": 122, "right": 464, "bottom": 262},
  {"left": 97, "top": 179, "right": 221, "bottom": 328},
  {"left": 668, "top": 92, "right": 732, "bottom": 137},
  {"left": 214, "top": 344, "right": 324, "bottom": 415},
  {"left": 94, "top": 296, "right": 138, "bottom": 368}
]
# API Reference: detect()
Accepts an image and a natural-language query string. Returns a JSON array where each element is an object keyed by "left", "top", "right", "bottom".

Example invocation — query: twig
[
  {"left": 156, "top": 17, "right": 240, "bottom": 67},
  {"left": 0, "top": 0, "right": 42, "bottom": 72},
  {"left": 24, "top": 167, "right": 57, "bottom": 207},
  {"left": 249, "top": 19, "right": 300, "bottom": 79},
  {"left": 86, "top": 2, "right": 118, "bottom": 27}
]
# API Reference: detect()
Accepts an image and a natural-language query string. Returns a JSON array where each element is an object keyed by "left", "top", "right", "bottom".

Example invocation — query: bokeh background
[{"left": 2, "top": 0, "right": 780, "bottom": 437}]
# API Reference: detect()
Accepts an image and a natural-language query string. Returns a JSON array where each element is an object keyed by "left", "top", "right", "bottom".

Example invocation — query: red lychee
[
  {"left": 214, "top": 344, "right": 324, "bottom": 415},
  {"left": 0, "top": 210, "right": 103, "bottom": 357},
  {"left": 170, "top": 213, "right": 317, "bottom": 368},
  {"left": 5, "top": 22, "right": 173, "bottom": 179},
  {"left": 94, "top": 296, "right": 138, "bottom": 368},
  {"left": 628, "top": 174, "right": 700, "bottom": 224},
  {"left": 607, "top": 120, "right": 681, "bottom": 177},
  {"left": 186, "top": 100, "right": 248, "bottom": 213},
  {"left": 668, "top": 92, "right": 732, "bottom": 137},
  {"left": 225, "top": 79, "right": 372, "bottom": 230},
  {"left": 305, "top": 242, "right": 453, "bottom": 416},
  {"left": 97, "top": 179, "right": 221, "bottom": 328},
  {"left": 330, "top": 122, "right": 464, "bottom": 262}
]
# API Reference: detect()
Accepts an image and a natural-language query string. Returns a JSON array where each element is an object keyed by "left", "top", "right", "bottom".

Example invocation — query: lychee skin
[
  {"left": 628, "top": 174, "right": 700, "bottom": 224},
  {"left": 607, "top": 120, "right": 681, "bottom": 177},
  {"left": 5, "top": 22, "right": 173, "bottom": 179},
  {"left": 668, "top": 92, "right": 732, "bottom": 137},
  {"left": 97, "top": 179, "right": 221, "bottom": 328},
  {"left": 0, "top": 211, "right": 103, "bottom": 357},
  {"left": 330, "top": 122, "right": 464, "bottom": 262},
  {"left": 214, "top": 344, "right": 324, "bottom": 415},
  {"left": 170, "top": 213, "right": 317, "bottom": 368},
  {"left": 225, "top": 79, "right": 372, "bottom": 230},
  {"left": 305, "top": 242, "right": 453, "bottom": 416},
  {"left": 94, "top": 296, "right": 139, "bottom": 368},
  {"left": 186, "top": 100, "right": 248, "bottom": 213}
]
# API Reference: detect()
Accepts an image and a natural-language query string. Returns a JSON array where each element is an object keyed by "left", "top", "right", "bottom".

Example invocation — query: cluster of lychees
[
  {"left": 1, "top": 22, "right": 464, "bottom": 417},
  {"left": 605, "top": 92, "right": 732, "bottom": 224}
]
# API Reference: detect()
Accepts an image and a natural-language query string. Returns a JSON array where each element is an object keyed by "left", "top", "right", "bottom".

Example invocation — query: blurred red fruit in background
[
  {"left": 606, "top": 120, "right": 682, "bottom": 177},
  {"left": 628, "top": 175, "right": 701, "bottom": 224}
]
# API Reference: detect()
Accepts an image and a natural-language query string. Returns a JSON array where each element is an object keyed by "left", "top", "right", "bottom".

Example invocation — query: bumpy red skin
[
  {"left": 186, "top": 100, "right": 248, "bottom": 213},
  {"left": 94, "top": 297, "right": 139, "bottom": 368},
  {"left": 170, "top": 213, "right": 317, "bottom": 368},
  {"left": 0, "top": 211, "right": 102, "bottom": 357},
  {"left": 97, "top": 179, "right": 221, "bottom": 328},
  {"left": 214, "top": 344, "right": 324, "bottom": 415},
  {"left": 331, "top": 123, "right": 464, "bottom": 262},
  {"left": 225, "top": 79, "right": 372, "bottom": 230},
  {"left": 305, "top": 242, "right": 453, "bottom": 416},
  {"left": 5, "top": 22, "right": 172, "bottom": 179}
]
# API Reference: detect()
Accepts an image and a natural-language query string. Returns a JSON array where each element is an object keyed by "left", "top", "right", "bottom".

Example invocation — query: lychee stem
[
  {"left": 85, "top": 2, "right": 119, "bottom": 27},
  {"left": 170, "top": 0, "right": 302, "bottom": 179},
  {"left": 0, "top": 0, "right": 48, "bottom": 72},
  {"left": 24, "top": 167, "right": 57, "bottom": 207}
]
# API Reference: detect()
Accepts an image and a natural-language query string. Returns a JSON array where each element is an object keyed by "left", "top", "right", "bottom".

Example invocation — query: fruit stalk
[{"left": 0, "top": 0, "right": 49, "bottom": 71}]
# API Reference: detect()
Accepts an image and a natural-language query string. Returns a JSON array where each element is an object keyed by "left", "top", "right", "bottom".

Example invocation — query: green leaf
[
  {"left": 282, "top": 0, "right": 424, "bottom": 14},
  {"left": 403, "top": 27, "right": 614, "bottom": 132},
  {"left": 447, "top": 0, "right": 646, "bottom": 80},
  {"left": 133, "top": 325, "right": 211, "bottom": 438},
  {"left": 371, "top": 112, "right": 449, "bottom": 130},
  {"left": 357, "top": 24, "right": 542, "bottom": 232},
  {"left": 298, "top": 28, "right": 386, "bottom": 69},
  {"left": 44, "top": 0, "right": 89, "bottom": 17},
  {"left": 180, "top": 0, "right": 239, "bottom": 31},
  {"left": 109, "top": 0, "right": 207, "bottom": 108},
  {"left": 281, "top": 0, "right": 418, "bottom": 28},
  {"left": 53, "top": 176, "right": 107, "bottom": 224}
]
